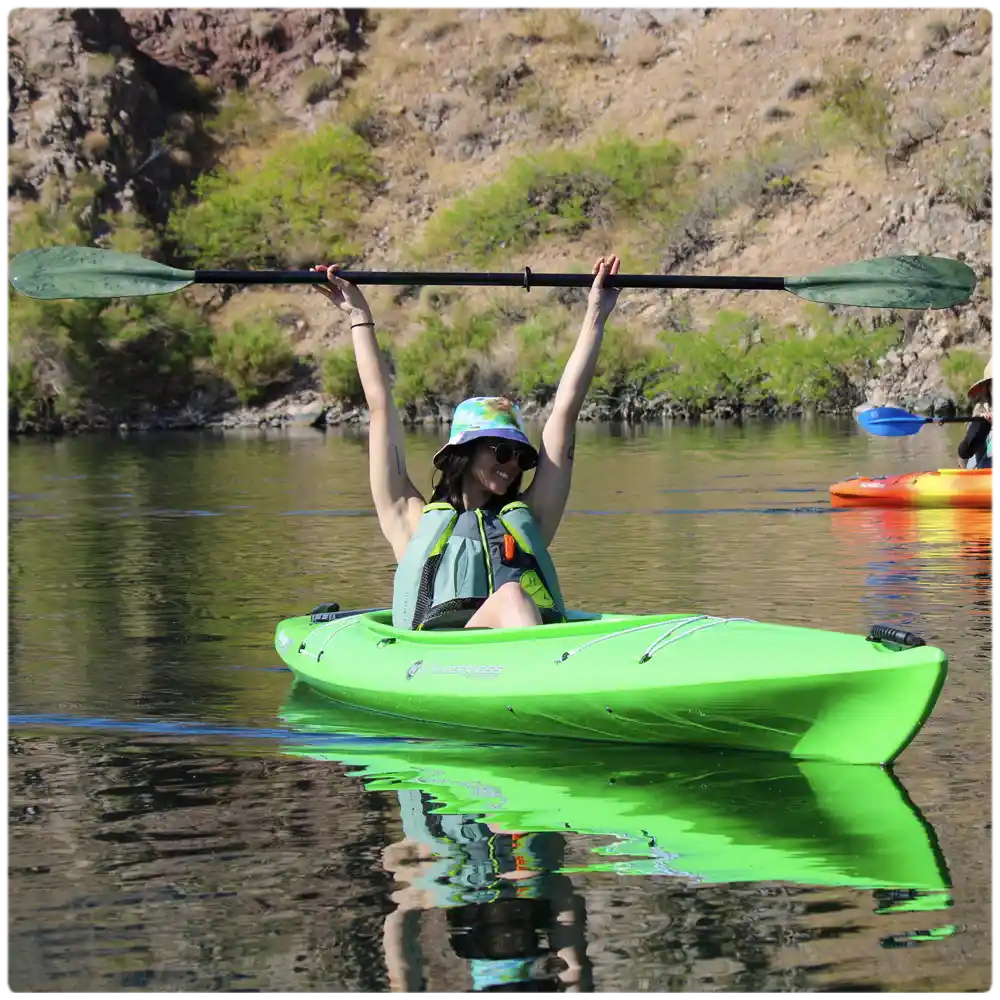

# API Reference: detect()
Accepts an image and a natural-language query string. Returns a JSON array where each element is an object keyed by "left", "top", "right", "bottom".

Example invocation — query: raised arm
[
  {"left": 523, "top": 255, "right": 621, "bottom": 544},
  {"left": 312, "top": 265, "right": 425, "bottom": 561}
]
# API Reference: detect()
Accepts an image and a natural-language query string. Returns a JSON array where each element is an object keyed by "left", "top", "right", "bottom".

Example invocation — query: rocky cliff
[{"left": 8, "top": 8, "right": 992, "bottom": 431}]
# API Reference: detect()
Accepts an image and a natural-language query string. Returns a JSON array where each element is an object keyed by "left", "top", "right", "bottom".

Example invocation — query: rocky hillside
[{"left": 7, "top": 8, "right": 992, "bottom": 431}]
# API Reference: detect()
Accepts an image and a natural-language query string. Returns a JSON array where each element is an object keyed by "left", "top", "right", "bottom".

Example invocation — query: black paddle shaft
[{"left": 193, "top": 268, "right": 788, "bottom": 292}]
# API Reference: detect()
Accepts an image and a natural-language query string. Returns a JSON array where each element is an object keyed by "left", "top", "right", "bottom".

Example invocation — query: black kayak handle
[{"left": 867, "top": 624, "right": 926, "bottom": 648}]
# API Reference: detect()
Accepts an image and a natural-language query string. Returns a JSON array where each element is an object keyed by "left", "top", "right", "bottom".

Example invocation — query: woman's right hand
[
  {"left": 310, "top": 263, "right": 373, "bottom": 322},
  {"left": 588, "top": 254, "right": 621, "bottom": 319}
]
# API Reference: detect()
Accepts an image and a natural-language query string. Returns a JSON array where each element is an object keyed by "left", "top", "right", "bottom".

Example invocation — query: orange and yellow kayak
[{"left": 830, "top": 468, "right": 992, "bottom": 509}]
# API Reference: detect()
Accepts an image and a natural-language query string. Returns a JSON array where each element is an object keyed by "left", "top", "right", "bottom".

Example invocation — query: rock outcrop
[{"left": 8, "top": 8, "right": 991, "bottom": 432}]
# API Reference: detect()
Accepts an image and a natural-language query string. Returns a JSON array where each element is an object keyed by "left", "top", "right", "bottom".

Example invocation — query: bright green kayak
[
  {"left": 278, "top": 687, "right": 951, "bottom": 892},
  {"left": 273, "top": 607, "right": 947, "bottom": 764}
]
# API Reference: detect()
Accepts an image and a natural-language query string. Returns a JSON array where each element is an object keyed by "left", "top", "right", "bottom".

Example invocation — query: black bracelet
[{"left": 351, "top": 321, "right": 375, "bottom": 329}]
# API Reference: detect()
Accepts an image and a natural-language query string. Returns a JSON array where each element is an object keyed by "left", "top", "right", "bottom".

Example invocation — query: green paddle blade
[
  {"left": 785, "top": 255, "right": 977, "bottom": 309},
  {"left": 8, "top": 246, "right": 196, "bottom": 300}
]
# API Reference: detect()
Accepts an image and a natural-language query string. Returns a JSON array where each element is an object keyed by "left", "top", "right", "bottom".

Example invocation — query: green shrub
[
  {"left": 819, "top": 65, "right": 892, "bottom": 154},
  {"left": 9, "top": 175, "right": 102, "bottom": 255},
  {"left": 655, "top": 311, "right": 765, "bottom": 408},
  {"left": 649, "top": 306, "right": 900, "bottom": 410},
  {"left": 755, "top": 307, "right": 900, "bottom": 407},
  {"left": 8, "top": 286, "right": 212, "bottom": 419},
  {"left": 589, "top": 324, "right": 671, "bottom": 401},
  {"left": 321, "top": 345, "right": 365, "bottom": 404},
  {"left": 393, "top": 308, "right": 497, "bottom": 405},
  {"left": 204, "top": 90, "right": 280, "bottom": 146},
  {"left": 420, "top": 136, "right": 684, "bottom": 266},
  {"left": 212, "top": 319, "right": 296, "bottom": 404},
  {"left": 100, "top": 209, "right": 161, "bottom": 257},
  {"left": 9, "top": 176, "right": 214, "bottom": 420},
  {"left": 8, "top": 356, "right": 38, "bottom": 413},
  {"left": 941, "top": 348, "right": 990, "bottom": 400},
  {"left": 932, "top": 136, "right": 991, "bottom": 221},
  {"left": 167, "top": 124, "right": 381, "bottom": 269},
  {"left": 90, "top": 297, "right": 214, "bottom": 409},
  {"left": 508, "top": 313, "right": 571, "bottom": 402}
]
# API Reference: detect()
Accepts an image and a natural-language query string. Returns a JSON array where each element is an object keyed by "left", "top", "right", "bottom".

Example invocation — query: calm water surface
[{"left": 8, "top": 420, "right": 991, "bottom": 991}]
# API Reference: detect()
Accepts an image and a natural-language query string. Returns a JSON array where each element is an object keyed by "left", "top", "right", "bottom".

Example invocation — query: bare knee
[
  {"left": 466, "top": 582, "right": 542, "bottom": 629},
  {"left": 496, "top": 581, "right": 529, "bottom": 604}
]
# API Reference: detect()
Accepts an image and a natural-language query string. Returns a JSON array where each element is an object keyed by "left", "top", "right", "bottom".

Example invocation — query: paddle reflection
[{"left": 279, "top": 686, "right": 952, "bottom": 990}]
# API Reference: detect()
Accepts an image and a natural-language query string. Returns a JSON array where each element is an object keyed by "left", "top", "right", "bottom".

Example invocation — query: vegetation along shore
[{"left": 8, "top": 8, "right": 991, "bottom": 434}]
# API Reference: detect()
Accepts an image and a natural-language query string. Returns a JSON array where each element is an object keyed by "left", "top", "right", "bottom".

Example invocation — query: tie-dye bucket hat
[{"left": 433, "top": 397, "right": 537, "bottom": 469}]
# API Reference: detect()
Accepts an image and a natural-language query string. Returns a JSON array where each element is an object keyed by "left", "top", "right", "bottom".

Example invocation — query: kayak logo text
[{"left": 406, "top": 660, "right": 504, "bottom": 680}]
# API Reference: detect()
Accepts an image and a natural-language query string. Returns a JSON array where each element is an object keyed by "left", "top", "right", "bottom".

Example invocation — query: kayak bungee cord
[{"left": 640, "top": 617, "right": 757, "bottom": 663}]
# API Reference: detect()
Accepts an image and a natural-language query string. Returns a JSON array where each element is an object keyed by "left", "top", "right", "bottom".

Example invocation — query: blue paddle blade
[{"left": 857, "top": 406, "right": 930, "bottom": 437}]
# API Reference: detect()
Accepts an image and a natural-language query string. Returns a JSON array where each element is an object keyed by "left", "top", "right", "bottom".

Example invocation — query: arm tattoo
[
  {"left": 566, "top": 433, "right": 576, "bottom": 462},
  {"left": 395, "top": 447, "right": 403, "bottom": 476}
]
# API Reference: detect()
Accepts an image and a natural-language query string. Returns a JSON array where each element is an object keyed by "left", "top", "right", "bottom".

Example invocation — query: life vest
[
  {"left": 966, "top": 428, "right": 992, "bottom": 469},
  {"left": 392, "top": 500, "right": 566, "bottom": 630},
  {"left": 396, "top": 790, "right": 558, "bottom": 907}
]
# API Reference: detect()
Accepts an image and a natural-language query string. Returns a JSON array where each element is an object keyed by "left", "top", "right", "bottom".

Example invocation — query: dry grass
[
  {"left": 528, "top": 11, "right": 603, "bottom": 54},
  {"left": 85, "top": 52, "right": 116, "bottom": 83},
  {"left": 293, "top": 67, "right": 337, "bottom": 106},
  {"left": 81, "top": 130, "right": 110, "bottom": 159},
  {"left": 618, "top": 32, "right": 667, "bottom": 70}
]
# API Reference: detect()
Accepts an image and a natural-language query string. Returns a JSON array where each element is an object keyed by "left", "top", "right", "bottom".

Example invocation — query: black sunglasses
[{"left": 485, "top": 440, "right": 536, "bottom": 471}]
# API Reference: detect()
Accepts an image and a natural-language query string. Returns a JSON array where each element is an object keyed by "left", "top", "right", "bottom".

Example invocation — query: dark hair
[
  {"left": 447, "top": 898, "right": 549, "bottom": 960},
  {"left": 449, "top": 899, "right": 560, "bottom": 992},
  {"left": 431, "top": 441, "right": 523, "bottom": 511}
]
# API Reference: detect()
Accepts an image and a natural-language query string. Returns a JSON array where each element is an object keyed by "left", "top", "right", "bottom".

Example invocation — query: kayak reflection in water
[
  {"left": 381, "top": 790, "right": 592, "bottom": 992},
  {"left": 310, "top": 255, "right": 622, "bottom": 630}
]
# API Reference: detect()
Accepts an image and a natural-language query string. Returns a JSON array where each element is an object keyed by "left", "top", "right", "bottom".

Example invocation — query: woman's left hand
[{"left": 588, "top": 254, "right": 621, "bottom": 318}]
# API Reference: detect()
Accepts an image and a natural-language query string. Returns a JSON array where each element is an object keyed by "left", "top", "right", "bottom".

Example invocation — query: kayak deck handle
[{"left": 866, "top": 624, "right": 926, "bottom": 648}]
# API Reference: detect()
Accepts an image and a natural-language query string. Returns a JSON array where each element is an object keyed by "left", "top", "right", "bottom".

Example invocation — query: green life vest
[{"left": 392, "top": 500, "right": 566, "bottom": 630}]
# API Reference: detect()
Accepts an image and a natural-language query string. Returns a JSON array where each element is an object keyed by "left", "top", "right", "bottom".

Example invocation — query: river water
[{"left": 8, "top": 420, "right": 991, "bottom": 991}]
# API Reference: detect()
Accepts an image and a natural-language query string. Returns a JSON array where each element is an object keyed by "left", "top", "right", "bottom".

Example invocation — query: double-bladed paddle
[
  {"left": 858, "top": 406, "right": 977, "bottom": 437},
  {"left": 8, "top": 245, "right": 977, "bottom": 310}
]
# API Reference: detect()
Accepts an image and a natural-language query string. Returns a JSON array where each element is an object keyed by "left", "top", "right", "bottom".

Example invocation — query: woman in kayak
[
  {"left": 311, "top": 255, "right": 621, "bottom": 630},
  {"left": 956, "top": 360, "right": 992, "bottom": 470}
]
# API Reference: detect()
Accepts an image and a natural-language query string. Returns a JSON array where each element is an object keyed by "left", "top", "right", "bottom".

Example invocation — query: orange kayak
[{"left": 830, "top": 468, "right": 992, "bottom": 509}]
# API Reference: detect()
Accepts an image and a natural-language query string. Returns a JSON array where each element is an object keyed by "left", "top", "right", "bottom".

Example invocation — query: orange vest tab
[{"left": 503, "top": 533, "right": 516, "bottom": 563}]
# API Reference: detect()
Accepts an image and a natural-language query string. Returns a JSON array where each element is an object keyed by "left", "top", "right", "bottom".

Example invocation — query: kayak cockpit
[{"left": 361, "top": 608, "right": 684, "bottom": 644}]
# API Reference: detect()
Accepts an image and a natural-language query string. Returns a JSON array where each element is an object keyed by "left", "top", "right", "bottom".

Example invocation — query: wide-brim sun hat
[
  {"left": 432, "top": 396, "right": 538, "bottom": 469},
  {"left": 968, "top": 359, "right": 992, "bottom": 400}
]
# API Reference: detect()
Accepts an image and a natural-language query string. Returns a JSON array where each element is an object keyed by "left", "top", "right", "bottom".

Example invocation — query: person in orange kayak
[
  {"left": 957, "top": 360, "right": 992, "bottom": 470},
  {"left": 310, "top": 254, "right": 622, "bottom": 630}
]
